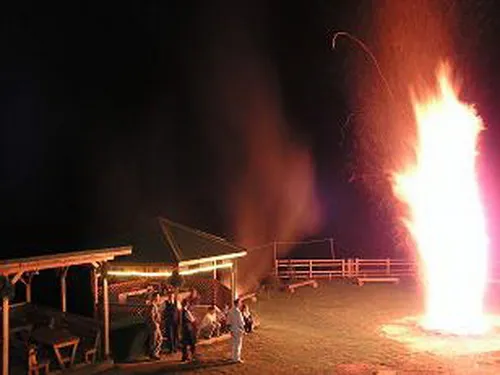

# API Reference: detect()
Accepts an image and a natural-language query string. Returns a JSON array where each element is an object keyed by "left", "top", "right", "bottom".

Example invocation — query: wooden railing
[{"left": 276, "top": 258, "right": 417, "bottom": 280}]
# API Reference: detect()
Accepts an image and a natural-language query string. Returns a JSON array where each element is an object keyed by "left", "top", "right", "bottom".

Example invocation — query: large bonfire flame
[{"left": 393, "top": 62, "right": 489, "bottom": 335}]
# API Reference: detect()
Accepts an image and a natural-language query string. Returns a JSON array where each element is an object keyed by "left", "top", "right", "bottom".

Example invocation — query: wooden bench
[
  {"left": 287, "top": 280, "right": 318, "bottom": 293},
  {"left": 67, "top": 321, "right": 101, "bottom": 364},
  {"left": 80, "top": 329, "right": 100, "bottom": 364},
  {"left": 356, "top": 277, "right": 400, "bottom": 286}
]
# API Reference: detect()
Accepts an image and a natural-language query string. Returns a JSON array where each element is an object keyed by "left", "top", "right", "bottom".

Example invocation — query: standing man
[
  {"left": 180, "top": 299, "right": 197, "bottom": 362},
  {"left": 164, "top": 292, "right": 180, "bottom": 353},
  {"left": 227, "top": 299, "right": 245, "bottom": 363},
  {"left": 149, "top": 292, "right": 163, "bottom": 360}
]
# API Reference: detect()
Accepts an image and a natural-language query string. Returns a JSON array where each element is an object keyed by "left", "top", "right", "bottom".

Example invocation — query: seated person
[
  {"left": 198, "top": 305, "right": 221, "bottom": 339},
  {"left": 242, "top": 303, "right": 254, "bottom": 333},
  {"left": 219, "top": 304, "right": 230, "bottom": 333},
  {"left": 187, "top": 287, "right": 200, "bottom": 305}
]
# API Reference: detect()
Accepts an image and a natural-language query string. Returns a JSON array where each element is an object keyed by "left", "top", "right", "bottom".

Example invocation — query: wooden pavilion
[
  {"left": 0, "top": 246, "right": 131, "bottom": 375},
  {"left": 106, "top": 217, "right": 247, "bottom": 318}
]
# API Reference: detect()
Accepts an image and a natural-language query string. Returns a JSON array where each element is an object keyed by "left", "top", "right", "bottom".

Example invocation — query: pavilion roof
[
  {"left": 0, "top": 246, "right": 132, "bottom": 276},
  {"left": 111, "top": 217, "right": 247, "bottom": 269}
]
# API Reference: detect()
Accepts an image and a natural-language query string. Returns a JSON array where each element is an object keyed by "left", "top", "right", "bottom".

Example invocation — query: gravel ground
[{"left": 100, "top": 280, "right": 500, "bottom": 374}]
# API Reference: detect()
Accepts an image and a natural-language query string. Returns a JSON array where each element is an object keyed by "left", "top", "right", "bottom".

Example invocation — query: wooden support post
[
  {"left": 102, "top": 272, "right": 110, "bottom": 358},
  {"left": 212, "top": 260, "right": 217, "bottom": 280},
  {"left": 91, "top": 267, "right": 99, "bottom": 318},
  {"left": 230, "top": 261, "right": 237, "bottom": 305},
  {"left": 212, "top": 278, "right": 218, "bottom": 306},
  {"left": 19, "top": 273, "right": 30, "bottom": 303},
  {"left": 309, "top": 260, "right": 313, "bottom": 279},
  {"left": 60, "top": 267, "right": 69, "bottom": 312},
  {"left": 25, "top": 273, "right": 35, "bottom": 303},
  {"left": 26, "top": 282, "right": 31, "bottom": 303},
  {"left": 2, "top": 295, "right": 9, "bottom": 375}
]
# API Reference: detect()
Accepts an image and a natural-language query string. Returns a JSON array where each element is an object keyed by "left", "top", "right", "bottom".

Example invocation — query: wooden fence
[{"left": 275, "top": 258, "right": 417, "bottom": 280}]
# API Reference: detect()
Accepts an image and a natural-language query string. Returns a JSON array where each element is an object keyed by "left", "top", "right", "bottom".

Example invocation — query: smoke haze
[{"left": 191, "top": 2, "right": 322, "bottom": 291}]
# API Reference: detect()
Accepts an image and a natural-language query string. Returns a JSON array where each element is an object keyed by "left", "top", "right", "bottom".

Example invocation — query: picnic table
[
  {"left": 9, "top": 323, "right": 33, "bottom": 334},
  {"left": 31, "top": 326, "right": 80, "bottom": 370}
]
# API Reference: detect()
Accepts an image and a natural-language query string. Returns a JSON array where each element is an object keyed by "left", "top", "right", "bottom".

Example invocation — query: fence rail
[{"left": 276, "top": 258, "right": 416, "bottom": 280}]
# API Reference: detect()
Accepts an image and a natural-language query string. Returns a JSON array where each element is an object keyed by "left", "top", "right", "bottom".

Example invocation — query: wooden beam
[
  {"left": 179, "top": 251, "right": 247, "bottom": 267},
  {"left": 2, "top": 296, "right": 9, "bottom": 375},
  {"left": 0, "top": 246, "right": 132, "bottom": 276},
  {"left": 11, "top": 271, "right": 23, "bottom": 285}
]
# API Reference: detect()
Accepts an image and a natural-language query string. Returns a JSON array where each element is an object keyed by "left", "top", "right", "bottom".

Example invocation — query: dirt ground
[{"left": 101, "top": 280, "right": 500, "bottom": 374}]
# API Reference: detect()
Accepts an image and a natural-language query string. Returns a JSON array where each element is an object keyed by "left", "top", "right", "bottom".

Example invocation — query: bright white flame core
[{"left": 393, "top": 63, "right": 489, "bottom": 335}]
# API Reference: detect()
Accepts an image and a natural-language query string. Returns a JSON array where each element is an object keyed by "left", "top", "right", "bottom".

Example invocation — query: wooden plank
[
  {"left": 287, "top": 280, "right": 318, "bottom": 293},
  {"left": 356, "top": 277, "right": 400, "bottom": 286}
]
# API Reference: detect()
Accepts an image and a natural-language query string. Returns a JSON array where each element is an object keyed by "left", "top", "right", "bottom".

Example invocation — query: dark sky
[{"left": 2, "top": 1, "right": 500, "bottom": 259}]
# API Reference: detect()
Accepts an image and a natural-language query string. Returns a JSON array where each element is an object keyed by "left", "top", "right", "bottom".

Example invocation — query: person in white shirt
[
  {"left": 227, "top": 298, "right": 245, "bottom": 363},
  {"left": 199, "top": 305, "right": 221, "bottom": 339},
  {"left": 149, "top": 292, "right": 163, "bottom": 360}
]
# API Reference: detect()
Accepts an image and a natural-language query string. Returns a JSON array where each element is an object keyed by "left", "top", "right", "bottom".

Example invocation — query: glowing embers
[
  {"left": 381, "top": 316, "right": 500, "bottom": 356},
  {"left": 392, "top": 63, "right": 489, "bottom": 335}
]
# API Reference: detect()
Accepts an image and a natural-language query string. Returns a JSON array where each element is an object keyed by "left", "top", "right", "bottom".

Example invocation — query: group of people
[
  {"left": 149, "top": 290, "right": 198, "bottom": 362},
  {"left": 147, "top": 289, "right": 254, "bottom": 363}
]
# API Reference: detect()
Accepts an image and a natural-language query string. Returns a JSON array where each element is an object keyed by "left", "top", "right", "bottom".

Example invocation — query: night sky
[{"left": 2, "top": 1, "right": 500, "bottom": 261}]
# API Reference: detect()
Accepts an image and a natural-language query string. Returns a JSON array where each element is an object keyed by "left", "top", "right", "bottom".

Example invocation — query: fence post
[
  {"left": 341, "top": 259, "right": 345, "bottom": 277},
  {"left": 309, "top": 260, "right": 313, "bottom": 279},
  {"left": 273, "top": 241, "right": 278, "bottom": 277},
  {"left": 386, "top": 258, "right": 391, "bottom": 275},
  {"left": 355, "top": 258, "right": 359, "bottom": 276},
  {"left": 329, "top": 238, "right": 335, "bottom": 259}
]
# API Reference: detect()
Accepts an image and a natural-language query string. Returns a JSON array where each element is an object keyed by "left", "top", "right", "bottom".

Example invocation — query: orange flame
[{"left": 393, "top": 63, "right": 489, "bottom": 335}]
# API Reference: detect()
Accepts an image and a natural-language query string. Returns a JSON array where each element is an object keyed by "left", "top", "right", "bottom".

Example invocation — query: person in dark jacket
[
  {"left": 180, "top": 299, "right": 197, "bottom": 362},
  {"left": 242, "top": 304, "right": 254, "bottom": 333},
  {"left": 164, "top": 292, "right": 180, "bottom": 353}
]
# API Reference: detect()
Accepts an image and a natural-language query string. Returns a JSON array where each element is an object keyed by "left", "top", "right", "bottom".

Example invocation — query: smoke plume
[{"left": 193, "top": 3, "right": 322, "bottom": 292}]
